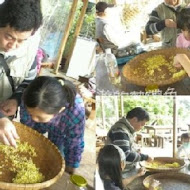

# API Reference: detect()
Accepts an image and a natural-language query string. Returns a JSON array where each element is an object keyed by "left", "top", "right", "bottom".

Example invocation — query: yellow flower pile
[
  {"left": 133, "top": 55, "right": 186, "bottom": 82},
  {"left": 144, "top": 182, "right": 162, "bottom": 190},
  {"left": 0, "top": 140, "right": 45, "bottom": 184},
  {"left": 173, "top": 70, "right": 186, "bottom": 79},
  {"left": 146, "top": 161, "right": 180, "bottom": 169}
]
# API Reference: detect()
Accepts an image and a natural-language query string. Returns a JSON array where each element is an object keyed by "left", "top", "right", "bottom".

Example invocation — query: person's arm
[
  {"left": 145, "top": 10, "right": 166, "bottom": 35},
  {"left": 0, "top": 101, "right": 19, "bottom": 147},
  {"left": 173, "top": 54, "right": 190, "bottom": 77},
  {"left": 10, "top": 57, "right": 37, "bottom": 106},
  {"left": 123, "top": 167, "right": 146, "bottom": 186},
  {"left": 63, "top": 96, "right": 85, "bottom": 174},
  {"left": 109, "top": 129, "right": 149, "bottom": 162},
  {"left": 0, "top": 117, "right": 19, "bottom": 147},
  {"left": 0, "top": 59, "right": 37, "bottom": 117},
  {"left": 145, "top": 9, "right": 176, "bottom": 36}
]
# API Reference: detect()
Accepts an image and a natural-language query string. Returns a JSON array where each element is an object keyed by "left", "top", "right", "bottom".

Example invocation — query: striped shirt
[
  {"left": 19, "top": 94, "right": 85, "bottom": 168},
  {"left": 145, "top": 1, "right": 189, "bottom": 35},
  {"left": 107, "top": 117, "right": 148, "bottom": 168}
]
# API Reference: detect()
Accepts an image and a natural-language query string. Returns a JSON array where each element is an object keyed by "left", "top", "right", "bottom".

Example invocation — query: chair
[
  {"left": 136, "top": 132, "right": 152, "bottom": 147},
  {"left": 154, "top": 133, "right": 172, "bottom": 148}
]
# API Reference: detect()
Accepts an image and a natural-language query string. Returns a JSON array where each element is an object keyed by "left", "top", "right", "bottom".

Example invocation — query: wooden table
[
  {"left": 144, "top": 125, "right": 181, "bottom": 148},
  {"left": 144, "top": 125, "right": 177, "bottom": 136},
  {"left": 96, "top": 58, "right": 190, "bottom": 95}
]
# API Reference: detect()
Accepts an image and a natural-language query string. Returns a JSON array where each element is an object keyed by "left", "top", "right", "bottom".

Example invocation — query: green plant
[
  {"left": 96, "top": 96, "right": 174, "bottom": 130},
  {"left": 80, "top": 5, "right": 96, "bottom": 39},
  {"left": 63, "top": 1, "right": 96, "bottom": 58},
  {"left": 63, "top": 1, "right": 83, "bottom": 58}
]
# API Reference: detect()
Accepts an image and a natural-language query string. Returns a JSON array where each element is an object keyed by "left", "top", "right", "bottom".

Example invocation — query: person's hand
[
  {"left": 65, "top": 166, "right": 77, "bottom": 175},
  {"left": 147, "top": 156, "right": 154, "bottom": 162},
  {"left": 0, "top": 117, "right": 19, "bottom": 147},
  {"left": 173, "top": 55, "right": 183, "bottom": 68},
  {"left": 137, "top": 167, "right": 146, "bottom": 177},
  {"left": 173, "top": 54, "right": 190, "bottom": 77},
  {"left": 149, "top": 179, "right": 161, "bottom": 190},
  {"left": 137, "top": 148, "right": 141, "bottom": 153},
  {"left": 165, "top": 19, "right": 176, "bottom": 28},
  {"left": 0, "top": 99, "right": 18, "bottom": 117}
]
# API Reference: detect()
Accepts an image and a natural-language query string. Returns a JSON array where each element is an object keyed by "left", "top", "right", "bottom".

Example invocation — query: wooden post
[
  {"left": 120, "top": 95, "right": 124, "bottom": 117},
  {"left": 101, "top": 96, "right": 106, "bottom": 129},
  {"left": 64, "top": 0, "right": 89, "bottom": 73},
  {"left": 53, "top": 0, "right": 78, "bottom": 74},
  {"left": 173, "top": 96, "right": 178, "bottom": 158},
  {"left": 114, "top": 96, "right": 119, "bottom": 121}
]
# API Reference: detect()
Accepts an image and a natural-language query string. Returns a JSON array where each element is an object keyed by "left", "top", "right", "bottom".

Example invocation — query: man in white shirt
[
  {"left": 95, "top": 1, "right": 141, "bottom": 57},
  {"left": 0, "top": 0, "right": 43, "bottom": 147}
]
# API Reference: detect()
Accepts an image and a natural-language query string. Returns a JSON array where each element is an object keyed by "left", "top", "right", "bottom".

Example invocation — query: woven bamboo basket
[
  {"left": 140, "top": 157, "right": 185, "bottom": 173},
  {"left": 122, "top": 47, "right": 190, "bottom": 87},
  {"left": 0, "top": 121, "right": 65, "bottom": 190},
  {"left": 143, "top": 172, "right": 190, "bottom": 190}
]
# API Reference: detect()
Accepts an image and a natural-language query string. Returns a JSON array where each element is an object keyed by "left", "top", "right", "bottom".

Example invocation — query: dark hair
[
  {"left": 97, "top": 145, "right": 123, "bottom": 190},
  {"left": 126, "top": 107, "right": 149, "bottom": 121},
  {"left": 181, "top": 133, "right": 190, "bottom": 140},
  {"left": 0, "top": 0, "right": 42, "bottom": 33},
  {"left": 177, "top": 8, "right": 190, "bottom": 32},
  {"left": 96, "top": 1, "right": 114, "bottom": 13},
  {"left": 23, "top": 76, "right": 77, "bottom": 114}
]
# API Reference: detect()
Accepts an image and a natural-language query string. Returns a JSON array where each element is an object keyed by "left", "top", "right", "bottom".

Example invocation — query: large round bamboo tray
[
  {"left": 140, "top": 157, "right": 185, "bottom": 172},
  {"left": 122, "top": 47, "right": 190, "bottom": 86},
  {"left": 143, "top": 173, "right": 190, "bottom": 190},
  {"left": 0, "top": 121, "right": 65, "bottom": 190}
]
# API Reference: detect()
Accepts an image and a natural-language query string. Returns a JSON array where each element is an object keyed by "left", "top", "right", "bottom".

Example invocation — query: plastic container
[
  {"left": 104, "top": 48, "right": 121, "bottom": 85},
  {"left": 65, "top": 174, "right": 88, "bottom": 190}
]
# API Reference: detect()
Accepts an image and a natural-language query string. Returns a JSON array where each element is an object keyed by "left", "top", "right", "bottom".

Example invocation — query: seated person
[
  {"left": 106, "top": 107, "right": 154, "bottom": 175},
  {"left": 95, "top": 2, "right": 143, "bottom": 58},
  {"left": 97, "top": 144, "right": 160, "bottom": 190},
  {"left": 145, "top": 0, "right": 190, "bottom": 48},
  {"left": 97, "top": 144, "right": 146, "bottom": 190},
  {"left": 176, "top": 132, "right": 190, "bottom": 159},
  {"left": 176, "top": 8, "right": 190, "bottom": 49}
]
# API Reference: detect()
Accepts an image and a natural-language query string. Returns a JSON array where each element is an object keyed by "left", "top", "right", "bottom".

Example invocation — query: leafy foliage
[
  {"left": 40, "top": 0, "right": 95, "bottom": 60},
  {"left": 177, "top": 97, "right": 190, "bottom": 126},
  {"left": 96, "top": 96, "right": 174, "bottom": 130},
  {"left": 63, "top": 1, "right": 95, "bottom": 58},
  {"left": 80, "top": 5, "right": 96, "bottom": 39}
]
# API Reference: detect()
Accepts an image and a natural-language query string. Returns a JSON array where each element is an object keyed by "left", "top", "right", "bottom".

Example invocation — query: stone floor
[{"left": 77, "top": 118, "right": 96, "bottom": 188}]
